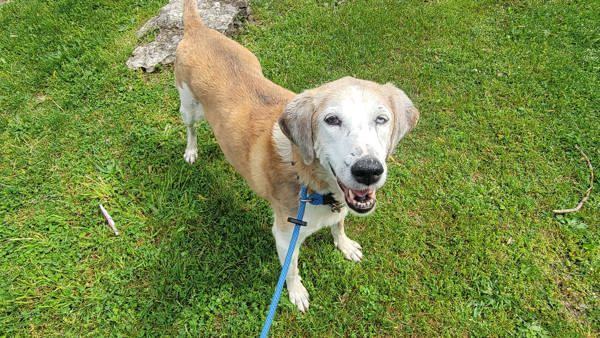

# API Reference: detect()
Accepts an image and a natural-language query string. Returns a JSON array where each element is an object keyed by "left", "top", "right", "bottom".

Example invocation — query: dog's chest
[{"left": 302, "top": 204, "right": 347, "bottom": 232}]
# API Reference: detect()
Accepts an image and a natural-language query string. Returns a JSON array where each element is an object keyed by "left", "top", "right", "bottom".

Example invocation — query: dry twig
[
  {"left": 48, "top": 96, "right": 65, "bottom": 113},
  {"left": 99, "top": 204, "right": 120, "bottom": 236},
  {"left": 553, "top": 146, "right": 594, "bottom": 214}
]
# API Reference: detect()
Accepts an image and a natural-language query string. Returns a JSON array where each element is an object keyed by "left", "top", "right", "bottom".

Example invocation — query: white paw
[
  {"left": 287, "top": 279, "right": 309, "bottom": 312},
  {"left": 184, "top": 148, "right": 197, "bottom": 164},
  {"left": 335, "top": 237, "right": 363, "bottom": 262}
]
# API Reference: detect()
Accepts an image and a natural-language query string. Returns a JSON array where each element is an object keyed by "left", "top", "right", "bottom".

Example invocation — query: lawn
[{"left": 0, "top": 0, "right": 598, "bottom": 336}]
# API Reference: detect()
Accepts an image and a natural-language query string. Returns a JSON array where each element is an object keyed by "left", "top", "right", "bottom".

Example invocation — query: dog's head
[{"left": 279, "top": 77, "right": 419, "bottom": 215}]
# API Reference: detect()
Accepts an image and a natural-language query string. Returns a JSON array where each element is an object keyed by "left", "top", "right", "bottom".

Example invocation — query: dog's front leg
[
  {"left": 331, "top": 218, "right": 363, "bottom": 262},
  {"left": 272, "top": 219, "right": 310, "bottom": 312}
]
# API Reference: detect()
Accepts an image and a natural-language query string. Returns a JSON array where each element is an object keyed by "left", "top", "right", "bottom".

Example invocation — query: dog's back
[
  {"left": 174, "top": 0, "right": 296, "bottom": 197},
  {"left": 175, "top": 0, "right": 271, "bottom": 108}
]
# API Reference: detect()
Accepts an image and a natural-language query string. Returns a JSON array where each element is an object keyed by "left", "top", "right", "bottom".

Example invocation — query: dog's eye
[
  {"left": 375, "top": 115, "right": 389, "bottom": 125},
  {"left": 324, "top": 115, "right": 342, "bottom": 126}
]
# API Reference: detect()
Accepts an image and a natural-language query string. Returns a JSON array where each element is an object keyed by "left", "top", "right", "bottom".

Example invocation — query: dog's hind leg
[{"left": 178, "top": 82, "right": 205, "bottom": 164}]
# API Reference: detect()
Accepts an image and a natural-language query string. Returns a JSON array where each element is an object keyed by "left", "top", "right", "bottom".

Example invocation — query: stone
[{"left": 127, "top": 0, "right": 249, "bottom": 72}]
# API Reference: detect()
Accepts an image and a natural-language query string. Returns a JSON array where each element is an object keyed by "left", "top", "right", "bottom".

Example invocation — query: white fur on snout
[
  {"left": 343, "top": 154, "right": 354, "bottom": 167},
  {"left": 314, "top": 86, "right": 392, "bottom": 190}
]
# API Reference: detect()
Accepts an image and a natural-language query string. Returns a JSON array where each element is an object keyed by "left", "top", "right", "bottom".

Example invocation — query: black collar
[{"left": 320, "top": 192, "right": 344, "bottom": 213}]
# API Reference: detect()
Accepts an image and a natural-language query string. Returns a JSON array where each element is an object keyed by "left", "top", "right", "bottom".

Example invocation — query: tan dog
[{"left": 175, "top": 0, "right": 419, "bottom": 312}]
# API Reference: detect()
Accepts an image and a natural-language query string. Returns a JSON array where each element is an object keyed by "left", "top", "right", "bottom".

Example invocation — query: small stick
[
  {"left": 553, "top": 146, "right": 594, "bottom": 214},
  {"left": 99, "top": 204, "right": 119, "bottom": 236},
  {"left": 48, "top": 96, "right": 65, "bottom": 113}
]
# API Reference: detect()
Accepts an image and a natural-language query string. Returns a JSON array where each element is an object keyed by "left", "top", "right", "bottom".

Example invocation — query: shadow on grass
[{"left": 123, "top": 121, "right": 277, "bottom": 332}]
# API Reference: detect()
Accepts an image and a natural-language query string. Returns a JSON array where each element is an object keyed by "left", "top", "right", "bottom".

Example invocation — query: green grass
[{"left": 1, "top": 0, "right": 598, "bottom": 336}]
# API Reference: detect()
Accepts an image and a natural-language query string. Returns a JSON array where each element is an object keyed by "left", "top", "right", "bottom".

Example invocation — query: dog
[{"left": 175, "top": 0, "right": 419, "bottom": 312}]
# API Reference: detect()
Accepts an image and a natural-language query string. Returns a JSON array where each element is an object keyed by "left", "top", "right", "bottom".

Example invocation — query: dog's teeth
[{"left": 352, "top": 199, "right": 375, "bottom": 210}]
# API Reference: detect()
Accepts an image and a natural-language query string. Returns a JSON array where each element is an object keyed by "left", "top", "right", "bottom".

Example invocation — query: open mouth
[{"left": 337, "top": 180, "right": 376, "bottom": 214}]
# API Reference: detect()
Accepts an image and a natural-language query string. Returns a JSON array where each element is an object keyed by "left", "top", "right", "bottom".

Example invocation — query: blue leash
[{"left": 260, "top": 185, "right": 325, "bottom": 338}]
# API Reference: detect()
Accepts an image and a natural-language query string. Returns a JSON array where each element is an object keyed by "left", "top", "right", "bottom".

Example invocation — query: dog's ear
[
  {"left": 279, "top": 91, "right": 315, "bottom": 165},
  {"left": 384, "top": 83, "right": 419, "bottom": 157}
]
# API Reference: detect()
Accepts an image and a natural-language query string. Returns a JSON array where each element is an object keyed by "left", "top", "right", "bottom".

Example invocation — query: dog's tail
[{"left": 183, "top": 0, "right": 204, "bottom": 32}]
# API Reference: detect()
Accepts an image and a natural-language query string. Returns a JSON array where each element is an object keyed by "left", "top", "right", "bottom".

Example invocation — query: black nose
[{"left": 351, "top": 156, "right": 384, "bottom": 185}]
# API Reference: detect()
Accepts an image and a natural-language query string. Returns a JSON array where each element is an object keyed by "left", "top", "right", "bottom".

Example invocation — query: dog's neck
[
  {"left": 292, "top": 151, "right": 333, "bottom": 194},
  {"left": 272, "top": 123, "right": 334, "bottom": 194}
]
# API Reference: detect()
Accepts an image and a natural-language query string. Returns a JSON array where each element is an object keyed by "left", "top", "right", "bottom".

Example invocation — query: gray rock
[{"left": 127, "top": 0, "right": 248, "bottom": 72}]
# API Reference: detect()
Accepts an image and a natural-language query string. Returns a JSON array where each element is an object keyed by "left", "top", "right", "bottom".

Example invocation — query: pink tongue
[{"left": 352, "top": 190, "right": 369, "bottom": 197}]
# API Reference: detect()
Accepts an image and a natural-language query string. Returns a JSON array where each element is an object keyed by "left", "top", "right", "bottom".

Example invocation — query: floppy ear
[
  {"left": 384, "top": 83, "right": 420, "bottom": 157},
  {"left": 278, "top": 91, "right": 315, "bottom": 165}
]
